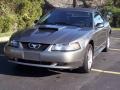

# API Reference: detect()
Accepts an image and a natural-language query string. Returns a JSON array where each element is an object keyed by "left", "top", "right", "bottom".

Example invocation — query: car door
[{"left": 93, "top": 12, "right": 107, "bottom": 53}]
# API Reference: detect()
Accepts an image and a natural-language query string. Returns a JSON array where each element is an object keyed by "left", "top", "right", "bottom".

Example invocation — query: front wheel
[{"left": 82, "top": 44, "right": 93, "bottom": 73}]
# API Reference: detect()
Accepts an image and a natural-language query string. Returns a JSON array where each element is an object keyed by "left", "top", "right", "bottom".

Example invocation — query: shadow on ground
[{"left": 0, "top": 41, "right": 6, "bottom": 55}]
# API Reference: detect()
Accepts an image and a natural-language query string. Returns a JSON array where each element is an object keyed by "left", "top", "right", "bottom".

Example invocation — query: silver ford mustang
[{"left": 4, "top": 8, "right": 111, "bottom": 73}]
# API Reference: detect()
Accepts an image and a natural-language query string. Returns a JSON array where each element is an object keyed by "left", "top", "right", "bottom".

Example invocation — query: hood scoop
[{"left": 38, "top": 27, "right": 58, "bottom": 33}]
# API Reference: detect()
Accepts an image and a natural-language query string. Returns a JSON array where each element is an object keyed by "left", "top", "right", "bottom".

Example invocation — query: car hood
[{"left": 12, "top": 25, "right": 92, "bottom": 44}]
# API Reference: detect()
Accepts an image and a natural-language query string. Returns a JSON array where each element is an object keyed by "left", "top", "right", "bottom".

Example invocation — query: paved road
[{"left": 0, "top": 30, "right": 120, "bottom": 90}]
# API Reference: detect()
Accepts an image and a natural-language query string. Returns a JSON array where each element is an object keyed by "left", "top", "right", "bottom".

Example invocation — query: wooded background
[{"left": 0, "top": 0, "right": 120, "bottom": 33}]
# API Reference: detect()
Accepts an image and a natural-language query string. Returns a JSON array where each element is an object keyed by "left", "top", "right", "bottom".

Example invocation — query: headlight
[
  {"left": 9, "top": 40, "right": 19, "bottom": 48},
  {"left": 51, "top": 42, "right": 81, "bottom": 51}
]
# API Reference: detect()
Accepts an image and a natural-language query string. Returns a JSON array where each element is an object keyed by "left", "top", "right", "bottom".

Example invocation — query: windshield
[{"left": 38, "top": 10, "right": 93, "bottom": 27}]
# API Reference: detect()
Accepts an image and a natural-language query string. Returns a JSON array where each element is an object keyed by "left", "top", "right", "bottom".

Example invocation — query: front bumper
[{"left": 4, "top": 45, "right": 86, "bottom": 69}]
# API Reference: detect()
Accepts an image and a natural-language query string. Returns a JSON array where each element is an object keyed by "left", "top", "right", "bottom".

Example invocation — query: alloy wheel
[{"left": 87, "top": 47, "right": 93, "bottom": 70}]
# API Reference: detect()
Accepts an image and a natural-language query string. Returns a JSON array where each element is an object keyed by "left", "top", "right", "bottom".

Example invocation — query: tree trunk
[
  {"left": 73, "top": 0, "right": 77, "bottom": 7},
  {"left": 81, "top": 0, "right": 89, "bottom": 7}
]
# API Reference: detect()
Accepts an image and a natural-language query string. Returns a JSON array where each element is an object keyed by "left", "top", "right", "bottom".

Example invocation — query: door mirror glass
[{"left": 96, "top": 23, "right": 104, "bottom": 28}]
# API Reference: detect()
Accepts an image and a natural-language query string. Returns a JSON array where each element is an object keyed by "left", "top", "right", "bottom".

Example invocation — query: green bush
[
  {"left": 0, "top": 15, "right": 16, "bottom": 33},
  {"left": 0, "top": 0, "right": 44, "bottom": 33},
  {"left": 0, "top": 16, "right": 4, "bottom": 33},
  {"left": 104, "top": 0, "right": 120, "bottom": 27},
  {"left": 2, "top": 16, "right": 13, "bottom": 33}
]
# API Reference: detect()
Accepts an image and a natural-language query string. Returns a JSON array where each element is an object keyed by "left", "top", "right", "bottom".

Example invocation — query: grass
[
  {"left": 112, "top": 28, "right": 120, "bottom": 30},
  {"left": 0, "top": 31, "right": 14, "bottom": 37}
]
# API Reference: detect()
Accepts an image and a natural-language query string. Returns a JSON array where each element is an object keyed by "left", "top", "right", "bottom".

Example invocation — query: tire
[
  {"left": 82, "top": 44, "right": 93, "bottom": 73},
  {"left": 103, "top": 34, "right": 110, "bottom": 52}
]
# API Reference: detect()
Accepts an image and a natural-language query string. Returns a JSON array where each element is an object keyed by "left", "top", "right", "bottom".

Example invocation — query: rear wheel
[{"left": 82, "top": 44, "right": 93, "bottom": 73}]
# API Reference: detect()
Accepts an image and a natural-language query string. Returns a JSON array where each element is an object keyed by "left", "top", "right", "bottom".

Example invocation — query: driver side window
[{"left": 94, "top": 12, "right": 104, "bottom": 26}]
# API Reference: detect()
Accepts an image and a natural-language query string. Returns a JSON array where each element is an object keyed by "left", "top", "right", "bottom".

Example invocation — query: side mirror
[
  {"left": 96, "top": 23, "right": 104, "bottom": 28},
  {"left": 34, "top": 20, "right": 38, "bottom": 24}
]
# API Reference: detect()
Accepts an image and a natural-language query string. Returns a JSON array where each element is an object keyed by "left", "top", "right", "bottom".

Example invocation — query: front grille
[
  {"left": 17, "top": 59, "right": 53, "bottom": 65},
  {"left": 21, "top": 42, "right": 50, "bottom": 51}
]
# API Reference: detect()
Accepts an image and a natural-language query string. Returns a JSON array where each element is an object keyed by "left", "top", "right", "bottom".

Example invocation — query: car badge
[{"left": 28, "top": 43, "right": 41, "bottom": 49}]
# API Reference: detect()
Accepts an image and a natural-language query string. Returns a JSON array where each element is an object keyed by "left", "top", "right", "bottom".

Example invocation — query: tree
[
  {"left": 73, "top": 0, "right": 77, "bottom": 7},
  {"left": 0, "top": 0, "right": 44, "bottom": 33},
  {"left": 72, "top": 0, "right": 90, "bottom": 8},
  {"left": 104, "top": 0, "right": 120, "bottom": 27}
]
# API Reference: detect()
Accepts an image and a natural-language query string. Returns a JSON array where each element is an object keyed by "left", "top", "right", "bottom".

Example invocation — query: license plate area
[{"left": 24, "top": 51, "right": 40, "bottom": 61}]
